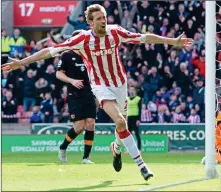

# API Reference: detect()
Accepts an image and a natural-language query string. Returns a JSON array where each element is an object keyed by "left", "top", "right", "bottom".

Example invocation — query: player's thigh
[
  {"left": 82, "top": 96, "right": 97, "bottom": 120},
  {"left": 82, "top": 96, "right": 96, "bottom": 131},
  {"left": 91, "top": 84, "right": 116, "bottom": 106},
  {"left": 68, "top": 96, "right": 85, "bottom": 123},
  {"left": 112, "top": 83, "right": 128, "bottom": 116}
]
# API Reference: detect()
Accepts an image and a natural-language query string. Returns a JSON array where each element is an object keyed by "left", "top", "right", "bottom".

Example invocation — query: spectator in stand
[
  {"left": 157, "top": 105, "right": 166, "bottom": 123},
  {"left": 2, "top": 89, "right": 18, "bottom": 123},
  {"left": 9, "top": 28, "right": 26, "bottom": 58},
  {"left": 193, "top": 77, "right": 205, "bottom": 121},
  {"left": 187, "top": 108, "right": 201, "bottom": 124},
  {"left": 23, "top": 69, "right": 37, "bottom": 111},
  {"left": 174, "top": 62, "right": 192, "bottom": 96},
  {"left": 142, "top": 15, "right": 160, "bottom": 35},
  {"left": 67, "top": 13, "right": 88, "bottom": 30},
  {"left": 1, "top": 88, "right": 7, "bottom": 101},
  {"left": 184, "top": 19, "right": 197, "bottom": 38},
  {"left": 30, "top": 106, "right": 43, "bottom": 123},
  {"left": 56, "top": 85, "right": 68, "bottom": 113},
  {"left": 2, "top": 70, "right": 15, "bottom": 91},
  {"left": 172, "top": 106, "right": 186, "bottom": 123},
  {"left": 186, "top": 95, "right": 194, "bottom": 110},
  {"left": 160, "top": 65, "right": 174, "bottom": 89},
  {"left": 44, "top": 65, "right": 56, "bottom": 98},
  {"left": 147, "top": 101, "right": 158, "bottom": 122},
  {"left": 193, "top": 29, "right": 205, "bottom": 52},
  {"left": 35, "top": 78, "right": 51, "bottom": 105},
  {"left": 117, "top": 0, "right": 137, "bottom": 30},
  {"left": 1, "top": 29, "right": 11, "bottom": 64},
  {"left": 40, "top": 92, "right": 54, "bottom": 123},
  {"left": 143, "top": 66, "right": 162, "bottom": 104},
  {"left": 176, "top": 3, "right": 190, "bottom": 28},
  {"left": 60, "top": 103, "right": 70, "bottom": 123},
  {"left": 168, "top": 94, "right": 178, "bottom": 111},
  {"left": 180, "top": 102, "right": 189, "bottom": 117},
  {"left": 137, "top": 0, "right": 158, "bottom": 21},
  {"left": 191, "top": 49, "right": 205, "bottom": 77},
  {"left": 141, "top": 104, "right": 152, "bottom": 123}
]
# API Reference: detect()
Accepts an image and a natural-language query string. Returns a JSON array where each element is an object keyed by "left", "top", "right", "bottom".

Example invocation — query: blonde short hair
[{"left": 84, "top": 4, "right": 106, "bottom": 23}]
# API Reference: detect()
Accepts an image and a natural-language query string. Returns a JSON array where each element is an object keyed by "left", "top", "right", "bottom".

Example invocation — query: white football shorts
[{"left": 91, "top": 83, "right": 128, "bottom": 116}]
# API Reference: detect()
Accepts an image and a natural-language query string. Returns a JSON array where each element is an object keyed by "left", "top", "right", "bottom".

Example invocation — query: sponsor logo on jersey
[
  {"left": 72, "top": 57, "right": 76, "bottom": 60},
  {"left": 75, "top": 63, "right": 84, "bottom": 66},
  {"left": 90, "top": 47, "right": 115, "bottom": 56}
]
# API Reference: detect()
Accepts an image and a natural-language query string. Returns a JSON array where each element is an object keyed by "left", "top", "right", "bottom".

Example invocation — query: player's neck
[{"left": 91, "top": 29, "right": 106, "bottom": 38}]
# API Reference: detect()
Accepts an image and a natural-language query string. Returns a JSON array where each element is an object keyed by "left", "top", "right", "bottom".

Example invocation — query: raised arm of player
[
  {"left": 1, "top": 33, "right": 85, "bottom": 73},
  {"left": 116, "top": 25, "right": 193, "bottom": 48}
]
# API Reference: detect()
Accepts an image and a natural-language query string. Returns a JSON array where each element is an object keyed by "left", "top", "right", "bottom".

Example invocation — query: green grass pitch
[{"left": 2, "top": 152, "right": 221, "bottom": 191}]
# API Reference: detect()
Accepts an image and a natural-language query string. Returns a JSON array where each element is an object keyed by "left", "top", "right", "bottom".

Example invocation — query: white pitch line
[{"left": 137, "top": 177, "right": 209, "bottom": 191}]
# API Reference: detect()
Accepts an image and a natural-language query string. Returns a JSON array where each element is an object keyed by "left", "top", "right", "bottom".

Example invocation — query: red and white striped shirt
[
  {"left": 141, "top": 109, "right": 152, "bottom": 122},
  {"left": 49, "top": 25, "right": 146, "bottom": 87},
  {"left": 172, "top": 112, "right": 186, "bottom": 123},
  {"left": 187, "top": 114, "right": 201, "bottom": 124}
]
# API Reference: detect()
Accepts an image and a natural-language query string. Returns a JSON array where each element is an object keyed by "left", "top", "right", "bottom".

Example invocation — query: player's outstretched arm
[
  {"left": 145, "top": 32, "right": 194, "bottom": 48},
  {"left": 1, "top": 48, "right": 52, "bottom": 72},
  {"left": 2, "top": 32, "right": 84, "bottom": 73}
]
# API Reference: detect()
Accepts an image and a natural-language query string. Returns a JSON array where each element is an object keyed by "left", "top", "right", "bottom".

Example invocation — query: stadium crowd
[{"left": 1, "top": 0, "right": 218, "bottom": 124}]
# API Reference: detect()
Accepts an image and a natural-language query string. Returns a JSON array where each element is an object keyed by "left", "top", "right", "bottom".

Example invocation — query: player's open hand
[
  {"left": 69, "top": 79, "right": 84, "bottom": 89},
  {"left": 175, "top": 32, "right": 194, "bottom": 48},
  {"left": 1, "top": 57, "right": 22, "bottom": 72}
]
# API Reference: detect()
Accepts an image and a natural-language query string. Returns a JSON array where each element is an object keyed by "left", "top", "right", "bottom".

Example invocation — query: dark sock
[
  {"left": 83, "top": 130, "right": 94, "bottom": 159},
  {"left": 60, "top": 128, "right": 78, "bottom": 150}
]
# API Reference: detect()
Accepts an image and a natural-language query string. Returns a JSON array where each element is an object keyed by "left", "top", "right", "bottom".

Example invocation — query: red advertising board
[{"left": 14, "top": 1, "right": 78, "bottom": 27}]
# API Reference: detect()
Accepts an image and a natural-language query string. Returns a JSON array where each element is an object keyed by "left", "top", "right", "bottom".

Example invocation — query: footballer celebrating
[
  {"left": 56, "top": 31, "right": 97, "bottom": 164},
  {"left": 2, "top": 4, "right": 193, "bottom": 181}
]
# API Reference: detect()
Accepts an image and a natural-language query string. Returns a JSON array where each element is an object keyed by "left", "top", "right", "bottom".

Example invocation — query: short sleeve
[
  {"left": 49, "top": 32, "right": 85, "bottom": 57},
  {"left": 116, "top": 25, "right": 146, "bottom": 44}
]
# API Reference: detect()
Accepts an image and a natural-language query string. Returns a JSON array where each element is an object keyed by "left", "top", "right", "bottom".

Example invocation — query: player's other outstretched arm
[
  {"left": 1, "top": 48, "right": 52, "bottom": 72},
  {"left": 116, "top": 25, "right": 193, "bottom": 49},
  {"left": 144, "top": 32, "right": 194, "bottom": 48}
]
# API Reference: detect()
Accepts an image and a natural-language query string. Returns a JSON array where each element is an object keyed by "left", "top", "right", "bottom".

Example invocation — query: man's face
[
  {"left": 14, "top": 29, "right": 20, "bottom": 37},
  {"left": 79, "top": 16, "right": 84, "bottom": 22},
  {"left": 45, "top": 93, "right": 51, "bottom": 100},
  {"left": 129, "top": 87, "right": 136, "bottom": 97},
  {"left": 196, "top": 80, "right": 203, "bottom": 87},
  {"left": 90, "top": 11, "right": 107, "bottom": 36},
  {"left": 6, "top": 91, "right": 12, "bottom": 99},
  {"left": 27, "top": 71, "right": 33, "bottom": 78},
  {"left": 2, "top": 30, "right": 6, "bottom": 36}
]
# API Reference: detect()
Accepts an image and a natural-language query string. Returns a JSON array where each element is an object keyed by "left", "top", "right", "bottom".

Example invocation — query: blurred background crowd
[{"left": 1, "top": 1, "right": 220, "bottom": 124}]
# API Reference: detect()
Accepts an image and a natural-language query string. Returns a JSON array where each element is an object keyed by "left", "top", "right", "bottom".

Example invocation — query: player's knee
[
  {"left": 116, "top": 116, "right": 127, "bottom": 131},
  {"left": 85, "top": 118, "right": 95, "bottom": 131},
  {"left": 74, "top": 121, "right": 85, "bottom": 134}
]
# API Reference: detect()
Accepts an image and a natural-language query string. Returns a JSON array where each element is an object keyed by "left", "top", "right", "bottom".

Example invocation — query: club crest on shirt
[
  {"left": 71, "top": 114, "right": 75, "bottom": 119},
  {"left": 57, "top": 60, "right": 62, "bottom": 67}
]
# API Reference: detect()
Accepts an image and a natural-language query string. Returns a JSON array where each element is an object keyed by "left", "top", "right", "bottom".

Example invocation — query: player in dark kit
[{"left": 57, "top": 31, "right": 96, "bottom": 164}]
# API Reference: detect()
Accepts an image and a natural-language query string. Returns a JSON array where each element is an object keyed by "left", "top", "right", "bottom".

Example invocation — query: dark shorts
[{"left": 68, "top": 95, "right": 96, "bottom": 122}]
